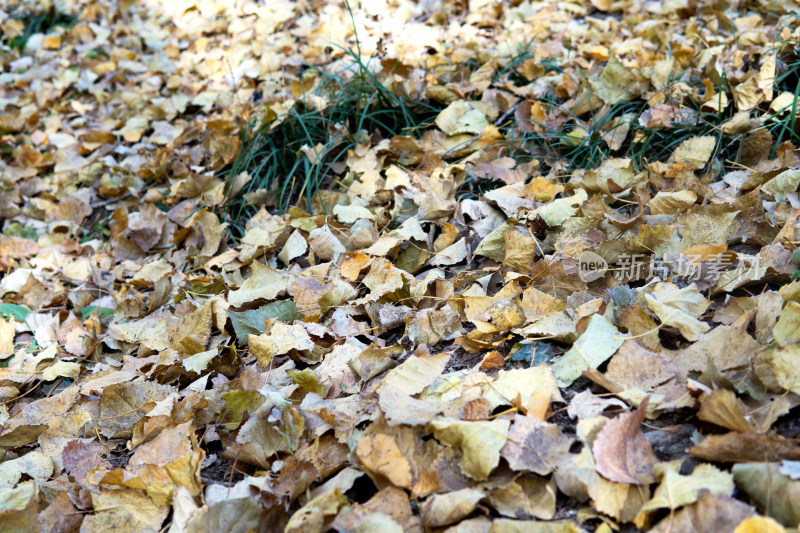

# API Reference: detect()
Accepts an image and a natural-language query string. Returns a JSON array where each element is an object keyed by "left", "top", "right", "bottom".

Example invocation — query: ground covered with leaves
[{"left": 3, "top": 0, "right": 800, "bottom": 531}]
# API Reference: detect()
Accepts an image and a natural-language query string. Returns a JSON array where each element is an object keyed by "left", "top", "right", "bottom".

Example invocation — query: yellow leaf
[
  {"left": 429, "top": 417, "right": 510, "bottom": 480},
  {"left": 735, "top": 516, "right": 786, "bottom": 533},
  {"left": 227, "top": 261, "right": 288, "bottom": 307},
  {"left": 356, "top": 434, "right": 413, "bottom": 489}
]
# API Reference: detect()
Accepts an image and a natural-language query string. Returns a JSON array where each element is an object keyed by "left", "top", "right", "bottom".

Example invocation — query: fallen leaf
[
  {"left": 380, "top": 351, "right": 450, "bottom": 396},
  {"left": 635, "top": 463, "right": 735, "bottom": 528},
  {"left": 690, "top": 433, "right": 800, "bottom": 463},
  {"left": 284, "top": 488, "right": 346, "bottom": 533},
  {"left": 773, "top": 301, "right": 800, "bottom": 346},
  {"left": 697, "top": 389, "right": 753, "bottom": 432},
  {"left": 487, "top": 476, "right": 556, "bottom": 520},
  {"left": 645, "top": 283, "right": 710, "bottom": 341},
  {"left": 421, "top": 488, "right": 484, "bottom": 527},
  {"left": 227, "top": 261, "right": 288, "bottom": 307},
  {"left": 0, "top": 451, "right": 53, "bottom": 488},
  {"left": 734, "top": 516, "right": 787, "bottom": 533},
  {"left": 733, "top": 463, "right": 800, "bottom": 527},
  {"left": 93, "top": 381, "right": 173, "bottom": 439},
  {"left": 0, "top": 386, "right": 79, "bottom": 446},
  {"left": 592, "top": 398, "right": 658, "bottom": 485},
  {"left": 81, "top": 487, "right": 168, "bottom": 533},
  {"left": 649, "top": 491, "right": 755, "bottom": 533},
  {"left": 62, "top": 440, "right": 112, "bottom": 481},
  {"left": 552, "top": 315, "right": 623, "bottom": 387},
  {"left": 429, "top": 418, "right": 510, "bottom": 480},
  {"left": 356, "top": 433, "right": 413, "bottom": 489},
  {"left": 501, "top": 414, "right": 574, "bottom": 475}
]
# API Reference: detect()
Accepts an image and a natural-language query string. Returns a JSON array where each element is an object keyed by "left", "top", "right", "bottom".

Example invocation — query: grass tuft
[
  {"left": 473, "top": 36, "right": 800, "bottom": 197},
  {"left": 1, "top": 7, "right": 77, "bottom": 51},
  {"left": 768, "top": 41, "right": 800, "bottom": 148},
  {"left": 221, "top": 49, "right": 441, "bottom": 232}
]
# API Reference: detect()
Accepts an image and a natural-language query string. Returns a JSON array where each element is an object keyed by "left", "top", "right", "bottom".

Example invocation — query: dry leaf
[
  {"left": 591, "top": 398, "right": 658, "bottom": 485},
  {"left": 429, "top": 418, "right": 510, "bottom": 480},
  {"left": 356, "top": 433, "right": 413, "bottom": 489},
  {"left": 501, "top": 414, "right": 574, "bottom": 475},
  {"left": 690, "top": 433, "right": 800, "bottom": 463}
]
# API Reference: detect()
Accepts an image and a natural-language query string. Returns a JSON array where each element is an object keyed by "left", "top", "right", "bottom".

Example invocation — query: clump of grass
[
  {"left": 0, "top": 7, "right": 77, "bottom": 51},
  {"left": 767, "top": 41, "right": 800, "bottom": 148},
  {"left": 218, "top": 0, "right": 445, "bottom": 231},
  {"left": 514, "top": 78, "right": 722, "bottom": 170},
  {"left": 222, "top": 46, "right": 441, "bottom": 231},
  {"left": 481, "top": 42, "right": 795, "bottom": 194}
]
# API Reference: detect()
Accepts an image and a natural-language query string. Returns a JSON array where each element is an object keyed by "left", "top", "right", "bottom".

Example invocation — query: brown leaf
[
  {"left": 670, "top": 326, "right": 760, "bottom": 380},
  {"left": 127, "top": 203, "right": 168, "bottom": 252},
  {"left": 93, "top": 381, "right": 173, "bottom": 439},
  {"left": 461, "top": 398, "right": 491, "bottom": 421},
  {"left": 591, "top": 398, "right": 658, "bottom": 484},
  {"left": 487, "top": 477, "right": 557, "bottom": 519},
  {"left": 356, "top": 433, "right": 413, "bottom": 489},
  {"left": 690, "top": 433, "right": 800, "bottom": 463},
  {"left": 378, "top": 385, "right": 443, "bottom": 426},
  {"left": 38, "top": 491, "right": 84, "bottom": 533},
  {"left": 62, "top": 439, "right": 112, "bottom": 481},
  {"left": 0, "top": 234, "right": 39, "bottom": 260},
  {"left": 501, "top": 414, "right": 574, "bottom": 475},
  {"left": 0, "top": 386, "right": 79, "bottom": 446},
  {"left": 225, "top": 406, "right": 304, "bottom": 469},
  {"left": 697, "top": 389, "right": 753, "bottom": 432},
  {"left": 479, "top": 350, "right": 506, "bottom": 370},
  {"left": 273, "top": 458, "right": 320, "bottom": 500},
  {"left": 166, "top": 299, "right": 213, "bottom": 356},
  {"left": 411, "top": 469, "right": 440, "bottom": 499},
  {"left": 333, "top": 486, "right": 420, "bottom": 532},
  {"left": 741, "top": 129, "right": 773, "bottom": 168},
  {"left": 650, "top": 491, "right": 755, "bottom": 533}
]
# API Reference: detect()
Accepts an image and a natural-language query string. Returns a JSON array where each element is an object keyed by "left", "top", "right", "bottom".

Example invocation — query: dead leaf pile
[{"left": 2, "top": 0, "right": 800, "bottom": 531}]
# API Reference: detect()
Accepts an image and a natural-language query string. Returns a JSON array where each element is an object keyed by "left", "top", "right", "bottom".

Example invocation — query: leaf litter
[{"left": 2, "top": 0, "right": 800, "bottom": 531}]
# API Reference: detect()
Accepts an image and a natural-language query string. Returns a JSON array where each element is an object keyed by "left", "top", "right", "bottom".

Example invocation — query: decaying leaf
[
  {"left": 227, "top": 261, "right": 288, "bottom": 307},
  {"left": 421, "top": 488, "right": 484, "bottom": 527},
  {"left": 697, "top": 389, "right": 753, "bottom": 432},
  {"left": 4, "top": 0, "right": 800, "bottom": 528},
  {"left": 380, "top": 351, "right": 450, "bottom": 395},
  {"left": 429, "top": 418, "right": 510, "bottom": 480},
  {"left": 649, "top": 491, "right": 755, "bottom": 533},
  {"left": 690, "top": 433, "right": 800, "bottom": 463},
  {"left": 635, "top": 463, "right": 735, "bottom": 528},
  {"left": 644, "top": 283, "right": 710, "bottom": 341},
  {"left": 552, "top": 315, "right": 623, "bottom": 387},
  {"left": 501, "top": 415, "right": 574, "bottom": 475},
  {"left": 733, "top": 463, "right": 800, "bottom": 527},
  {"left": 592, "top": 398, "right": 658, "bottom": 485},
  {"left": 356, "top": 433, "right": 413, "bottom": 489}
]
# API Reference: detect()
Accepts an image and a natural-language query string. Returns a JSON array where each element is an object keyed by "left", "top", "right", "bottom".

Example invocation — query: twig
[{"left": 494, "top": 102, "right": 520, "bottom": 127}]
